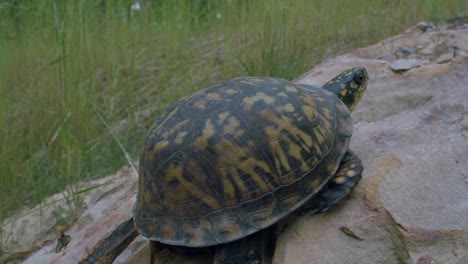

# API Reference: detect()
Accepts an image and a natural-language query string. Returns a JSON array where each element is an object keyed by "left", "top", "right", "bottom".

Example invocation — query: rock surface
[
  {"left": 388, "top": 58, "right": 421, "bottom": 71},
  {"left": 286, "top": 21, "right": 468, "bottom": 264},
  {"left": 3, "top": 22, "right": 468, "bottom": 264}
]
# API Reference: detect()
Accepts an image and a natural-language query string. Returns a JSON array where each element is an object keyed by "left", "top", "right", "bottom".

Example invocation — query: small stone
[
  {"left": 420, "top": 43, "right": 436, "bottom": 56},
  {"left": 394, "top": 47, "right": 414, "bottom": 58},
  {"left": 446, "top": 17, "right": 464, "bottom": 28},
  {"left": 389, "top": 58, "right": 421, "bottom": 72},
  {"left": 417, "top": 22, "right": 434, "bottom": 32},
  {"left": 436, "top": 52, "right": 453, "bottom": 64}
]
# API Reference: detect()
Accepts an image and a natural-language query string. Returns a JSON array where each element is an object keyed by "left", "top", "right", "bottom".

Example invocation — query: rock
[
  {"left": 448, "top": 28, "right": 468, "bottom": 51},
  {"left": 278, "top": 63, "right": 468, "bottom": 262},
  {"left": 436, "top": 51, "right": 454, "bottom": 63},
  {"left": 389, "top": 58, "right": 421, "bottom": 72},
  {"left": 420, "top": 42, "right": 437, "bottom": 56},
  {"left": 273, "top": 199, "right": 412, "bottom": 264},
  {"left": 2, "top": 167, "right": 139, "bottom": 264},
  {"left": 13, "top": 21, "right": 468, "bottom": 264},
  {"left": 279, "top": 23, "right": 468, "bottom": 264},
  {"left": 417, "top": 22, "right": 435, "bottom": 32},
  {"left": 457, "top": 253, "right": 468, "bottom": 264},
  {"left": 446, "top": 17, "right": 465, "bottom": 28},
  {"left": 403, "top": 63, "right": 451, "bottom": 79},
  {"left": 394, "top": 47, "right": 414, "bottom": 58}
]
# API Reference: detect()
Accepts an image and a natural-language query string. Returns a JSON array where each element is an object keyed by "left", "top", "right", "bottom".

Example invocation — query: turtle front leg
[
  {"left": 213, "top": 228, "right": 275, "bottom": 264},
  {"left": 304, "top": 150, "right": 363, "bottom": 214}
]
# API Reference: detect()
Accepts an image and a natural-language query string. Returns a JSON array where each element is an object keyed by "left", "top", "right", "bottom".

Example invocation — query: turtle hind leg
[
  {"left": 304, "top": 150, "right": 363, "bottom": 214},
  {"left": 79, "top": 217, "right": 139, "bottom": 264},
  {"left": 151, "top": 241, "right": 166, "bottom": 264},
  {"left": 213, "top": 227, "right": 275, "bottom": 264}
]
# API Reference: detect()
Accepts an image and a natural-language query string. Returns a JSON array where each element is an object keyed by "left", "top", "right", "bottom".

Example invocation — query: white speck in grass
[
  {"left": 131, "top": 1, "right": 141, "bottom": 11},
  {"left": 216, "top": 13, "right": 222, "bottom": 19}
]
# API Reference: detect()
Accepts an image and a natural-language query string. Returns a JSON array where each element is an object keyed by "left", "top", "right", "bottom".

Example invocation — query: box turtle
[{"left": 80, "top": 67, "right": 369, "bottom": 264}]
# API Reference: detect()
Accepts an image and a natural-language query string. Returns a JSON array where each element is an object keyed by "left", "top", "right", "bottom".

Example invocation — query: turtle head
[{"left": 322, "top": 67, "right": 369, "bottom": 112}]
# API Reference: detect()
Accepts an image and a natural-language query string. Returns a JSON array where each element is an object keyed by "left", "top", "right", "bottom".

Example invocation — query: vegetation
[{"left": 0, "top": 0, "right": 466, "bottom": 222}]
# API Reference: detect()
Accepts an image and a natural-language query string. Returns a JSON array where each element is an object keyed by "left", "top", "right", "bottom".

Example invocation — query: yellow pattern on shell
[
  {"left": 167, "top": 164, "right": 221, "bottom": 209},
  {"left": 162, "top": 119, "right": 189, "bottom": 138},
  {"left": 194, "top": 101, "right": 206, "bottom": 109},
  {"left": 242, "top": 92, "right": 276, "bottom": 110},
  {"left": 288, "top": 142, "right": 309, "bottom": 172},
  {"left": 217, "top": 112, "right": 230, "bottom": 124},
  {"left": 193, "top": 137, "right": 208, "bottom": 149},
  {"left": 174, "top": 131, "right": 188, "bottom": 144},
  {"left": 282, "top": 103, "right": 295, "bottom": 112},
  {"left": 224, "top": 116, "right": 241, "bottom": 135},
  {"left": 202, "top": 119, "right": 216, "bottom": 138},
  {"left": 206, "top": 93, "right": 221, "bottom": 100},
  {"left": 286, "top": 85, "right": 298, "bottom": 92},
  {"left": 238, "top": 157, "right": 274, "bottom": 191},
  {"left": 154, "top": 140, "right": 170, "bottom": 151},
  {"left": 225, "top": 88, "right": 238, "bottom": 94}
]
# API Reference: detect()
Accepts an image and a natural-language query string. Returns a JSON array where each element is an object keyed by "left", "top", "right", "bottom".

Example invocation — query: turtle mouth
[{"left": 354, "top": 71, "right": 366, "bottom": 85}]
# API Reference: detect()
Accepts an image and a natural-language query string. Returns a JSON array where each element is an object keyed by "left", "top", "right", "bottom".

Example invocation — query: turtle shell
[{"left": 134, "top": 77, "right": 352, "bottom": 247}]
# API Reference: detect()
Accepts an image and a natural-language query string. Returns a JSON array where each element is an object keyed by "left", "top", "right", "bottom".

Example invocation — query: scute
[{"left": 134, "top": 77, "right": 353, "bottom": 247}]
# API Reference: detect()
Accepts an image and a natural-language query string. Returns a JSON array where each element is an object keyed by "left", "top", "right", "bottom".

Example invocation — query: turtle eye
[{"left": 354, "top": 73, "right": 365, "bottom": 85}]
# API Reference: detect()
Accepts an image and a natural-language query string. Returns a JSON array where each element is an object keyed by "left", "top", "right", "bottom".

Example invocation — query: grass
[{"left": 0, "top": 0, "right": 466, "bottom": 226}]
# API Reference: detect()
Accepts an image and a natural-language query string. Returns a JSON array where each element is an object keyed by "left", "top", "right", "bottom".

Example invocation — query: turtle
[{"left": 79, "top": 67, "right": 369, "bottom": 264}]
